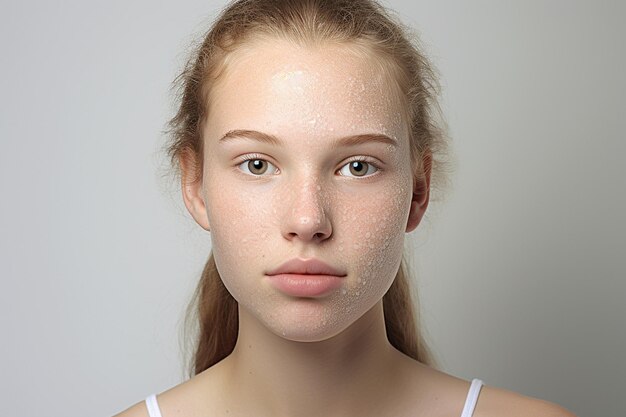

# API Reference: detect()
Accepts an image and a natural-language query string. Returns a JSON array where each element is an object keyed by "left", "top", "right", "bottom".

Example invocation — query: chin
[
  {"left": 267, "top": 305, "right": 372, "bottom": 344},
  {"left": 271, "top": 323, "right": 350, "bottom": 343}
]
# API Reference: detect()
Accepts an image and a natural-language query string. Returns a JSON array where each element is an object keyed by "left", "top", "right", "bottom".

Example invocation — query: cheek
[
  {"left": 204, "top": 178, "right": 274, "bottom": 284},
  {"left": 337, "top": 177, "right": 412, "bottom": 290}
]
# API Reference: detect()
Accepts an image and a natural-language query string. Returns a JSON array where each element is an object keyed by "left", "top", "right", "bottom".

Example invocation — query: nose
[{"left": 280, "top": 178, "right": 332, "bottom": 243}]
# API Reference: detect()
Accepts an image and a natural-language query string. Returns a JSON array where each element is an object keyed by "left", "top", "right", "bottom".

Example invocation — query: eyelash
[
  {"left": 234, "top": 154, "right": 382, "bottom": 178},
  {"left": 338, "top": 156, "right": 381, "bottom": 178},
  {"left": 235, "top": 154, "right": 278, "bottom": 177}
]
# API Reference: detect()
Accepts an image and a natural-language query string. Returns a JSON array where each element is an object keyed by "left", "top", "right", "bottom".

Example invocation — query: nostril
[{"left": 314, "top": 230, "right": 331, "bottom": 240}]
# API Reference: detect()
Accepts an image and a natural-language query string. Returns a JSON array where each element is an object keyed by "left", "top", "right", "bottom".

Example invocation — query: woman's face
[{"left": 189, "top": 38, "right": 424, "bottom": 342}]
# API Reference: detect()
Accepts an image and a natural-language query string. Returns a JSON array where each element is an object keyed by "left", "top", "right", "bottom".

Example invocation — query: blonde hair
[{"left": 163, "top": 0, "right": 451, "bottom": 377}]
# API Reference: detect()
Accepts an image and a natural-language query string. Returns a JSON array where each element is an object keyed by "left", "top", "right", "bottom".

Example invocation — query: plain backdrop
[{"left": 1, "top": 1, "right": 624, "bottom": 416}]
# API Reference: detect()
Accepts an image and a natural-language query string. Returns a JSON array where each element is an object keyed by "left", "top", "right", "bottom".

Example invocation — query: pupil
[
  {"left": 350, "top": 161, "right": 366, "bottom": 176},
  {"left": 249, "top": 159, "right": 267, "bottom": 174}
]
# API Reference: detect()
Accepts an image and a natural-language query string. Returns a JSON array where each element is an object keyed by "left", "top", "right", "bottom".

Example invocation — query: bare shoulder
[
  {"left": 111, "top": 378, "right": 207, "bottom": 417},
  {"left": 475, "top": 383, "right": 578, "bottom": 417},
  {"left": 112, "top": 361, "right": 227, "bottom": 417},
  {"left": 398, "top": 359, "right": 577, "bottom": 417}
]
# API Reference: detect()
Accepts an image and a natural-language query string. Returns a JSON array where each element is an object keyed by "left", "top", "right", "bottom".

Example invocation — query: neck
[{"left": 218, "top": 300, "right": 410, "bottom": 417}]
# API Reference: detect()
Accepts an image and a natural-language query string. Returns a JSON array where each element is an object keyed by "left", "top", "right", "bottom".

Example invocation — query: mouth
[
  {"left": 266, "top": 258, "right": 346, "bottom": 297},
  {"left": 266, "top": 257, "right": 346, "bottom": 277}
]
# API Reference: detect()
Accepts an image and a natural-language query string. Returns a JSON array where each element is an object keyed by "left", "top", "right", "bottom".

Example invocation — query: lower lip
[{"left": 266, "top": 274, "right": 344, "bottom": 297}]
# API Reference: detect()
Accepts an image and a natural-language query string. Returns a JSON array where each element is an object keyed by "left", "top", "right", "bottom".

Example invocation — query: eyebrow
[{"left": 218, "top": 129, "right": 398, "bottom": 147}]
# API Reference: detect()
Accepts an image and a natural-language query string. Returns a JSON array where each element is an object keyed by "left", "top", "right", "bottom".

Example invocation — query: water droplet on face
[
  {"left": 357, "top": 277, "right": 362, "bottom": 283},
  {"left": 316, "top": 185, "right": 321, "bottom": 191},
  {"left": 365, "top": 232, "right": 371, "bottom": 238},
  {"left": 356, "top": 291, "right": 360, "bottom": 296},
  {"left": 338, "top": 246, "right": 343, "bottom": 252},
  {"left": 341, "top": 288, "right": 347, "bottom": 295}
]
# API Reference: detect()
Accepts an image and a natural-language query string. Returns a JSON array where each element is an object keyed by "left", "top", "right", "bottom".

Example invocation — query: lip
[
  {"left": 266, "top": 258, "right": 346, "bottom": 277},
  {"left": 265, "top": 258, "right": 346, "bottom": 297}
]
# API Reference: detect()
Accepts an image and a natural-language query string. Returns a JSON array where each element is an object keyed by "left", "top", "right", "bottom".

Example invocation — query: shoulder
[
  {"left": 388, "top": 357, "right": 577, "bottom": 417},
  {"left": 475, "top": 383, "right": 578, "bottom": 417},
  {"left": 112, "top": 362, "right": 227, "bottom": 417}
]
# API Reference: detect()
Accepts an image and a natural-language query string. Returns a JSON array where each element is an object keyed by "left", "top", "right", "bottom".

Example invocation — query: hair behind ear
[
  {"left": 183, "top": 252, "right": 239, "bottom": 377},
  {"left": 179, "top": 148, "right": 203, "bottom": 187},
  {"left": 383, "top": 256, "right": 437, "bottom": 368}
]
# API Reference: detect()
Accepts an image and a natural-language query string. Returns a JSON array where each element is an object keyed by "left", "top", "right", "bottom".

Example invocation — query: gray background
[{"left": 1, "top": 1, "right": 624, "bottom": 416}]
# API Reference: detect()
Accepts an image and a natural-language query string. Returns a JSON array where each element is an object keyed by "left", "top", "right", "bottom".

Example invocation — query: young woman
[{"left": 116, "top": 1, "right": 576, "bottom": 416}]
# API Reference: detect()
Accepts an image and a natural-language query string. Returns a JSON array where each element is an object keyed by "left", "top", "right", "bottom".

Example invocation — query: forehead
[{"left": 204, "top": 38, "right": 405, "bottom": 144}]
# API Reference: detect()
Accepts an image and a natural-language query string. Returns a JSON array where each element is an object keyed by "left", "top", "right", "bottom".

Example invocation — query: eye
[
  {"left": 237, "top": 156, "right": 279, "bottom": 176},
  {"left": 338, "top": 158, "right": 379, "bottom": 178}
]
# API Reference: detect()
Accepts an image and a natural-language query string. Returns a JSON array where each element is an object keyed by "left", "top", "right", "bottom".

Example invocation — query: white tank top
[{"left": 145, "top": 378, "right": 484, "bottom": 417}]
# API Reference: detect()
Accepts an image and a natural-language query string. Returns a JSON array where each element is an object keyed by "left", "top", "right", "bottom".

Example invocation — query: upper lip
[{"left": 266, "top": 258, "right": 346, "bottom": 276}]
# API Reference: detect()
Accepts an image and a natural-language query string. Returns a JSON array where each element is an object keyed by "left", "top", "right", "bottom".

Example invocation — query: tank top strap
[
  {"left": 460, "top": 378, "right": 484, "bottom": 417},
  {"left": 145, "top": 394, "right": 164, "bottom": 417}
]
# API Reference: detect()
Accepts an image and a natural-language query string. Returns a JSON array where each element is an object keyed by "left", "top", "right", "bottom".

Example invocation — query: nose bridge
[{"left": 281, "top": 171, "right": 331, "bottom": 242}]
